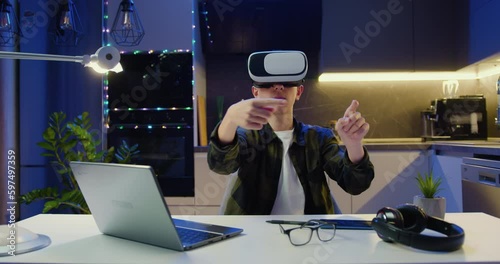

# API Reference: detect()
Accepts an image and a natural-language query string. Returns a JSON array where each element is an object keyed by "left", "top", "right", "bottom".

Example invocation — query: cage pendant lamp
[
  {"left": 0, "top": 0, "right": 22, "bottom": 47},
  {"left": 110, "top": 0, "right": 145, "bottom": 46},
  {"left": 51, "top": 0, "right": 83, "bottom": 46}
]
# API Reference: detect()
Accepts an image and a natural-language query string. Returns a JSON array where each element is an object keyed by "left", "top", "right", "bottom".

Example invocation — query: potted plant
[
  {"left": 413, "top": 170, "right": 446, "bottom": 219},
  {"left": 19, "top": 111, "right": 139, "bottom": 214}
]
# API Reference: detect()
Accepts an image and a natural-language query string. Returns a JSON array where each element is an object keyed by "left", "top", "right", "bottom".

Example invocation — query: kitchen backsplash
[{"left": 204, "top": 56, "right": 500, "bottom": 141}]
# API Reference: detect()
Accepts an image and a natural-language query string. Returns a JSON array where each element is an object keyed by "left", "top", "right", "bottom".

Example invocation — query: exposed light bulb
[
  {"left": 59, "top": 10, "right": 73, "bottom": 30},
  {"left": 121, "top": 11, "right": 133, "bottom": 30},
  {"left": 0, "top": 11, "right": 11, "bottom": 29}
]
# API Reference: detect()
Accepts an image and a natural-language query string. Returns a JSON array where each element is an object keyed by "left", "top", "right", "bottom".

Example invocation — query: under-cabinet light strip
[
  {"left": 318, "top": 72, "right": 478, "bottom": 82},
  {"left": 109, "top": 107, "right": 193, "bottom": 111},
  {"left": 319, "top": 67, "right": 500, "bottom": 82}
]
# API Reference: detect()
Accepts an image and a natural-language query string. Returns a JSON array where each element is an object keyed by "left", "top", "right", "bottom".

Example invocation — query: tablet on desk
[
  {"left": 266, "top": 219, "right": 372, "bottom": 230},
  {"left": 320, "top": 219, "right": 372, "bottom": 230}
]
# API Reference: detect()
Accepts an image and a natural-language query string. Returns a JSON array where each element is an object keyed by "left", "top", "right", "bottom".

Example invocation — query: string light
[
  {"left": 102, "top": 1, "right": 109, "bottom": 45},
  {"left": 102, "top": 49, "right": 194, "bottom": 128},
  {"left": 200, "top": 0, "right": 213, "bottom": 45},
  {"left": 113, "top": 124, "right": 192, "bottom": 129},
  {"left": 102, "top": 2, "right": 195, "bottom": 130},
  {"left": 110, "top": 107, "right": 193, "bottom": 111}
]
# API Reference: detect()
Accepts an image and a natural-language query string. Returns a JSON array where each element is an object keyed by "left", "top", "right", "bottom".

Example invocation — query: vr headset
[
  {"left": 248, "top": 50, "right": 308, "bottom": 87},
  {"left": 371, "top": 204, "right": 465, "bottom": 252}
]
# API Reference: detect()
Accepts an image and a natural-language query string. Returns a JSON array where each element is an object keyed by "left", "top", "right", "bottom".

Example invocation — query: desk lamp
[
  {"left": 0, "top": 45, "right": 122, "bottom": 257},
  {"left": 0, "top": 225, "right": 51, "bottom": 257},
  {"left": 0, "top": 45, "right": 123, "bottom": 73}
]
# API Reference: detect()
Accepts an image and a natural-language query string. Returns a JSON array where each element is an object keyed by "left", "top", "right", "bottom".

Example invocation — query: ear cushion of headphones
[
  {"left": 373, "top": 207, "right": 404, "bottom": 242},
  {"left": 376, "top": 207, "right": 404, "bottom": 226},
  {"left": 395, "top": 204, "right": 427, "bottom": 233}
]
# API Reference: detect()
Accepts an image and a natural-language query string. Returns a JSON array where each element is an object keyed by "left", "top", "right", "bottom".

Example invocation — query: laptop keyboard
[{"left": 177, "top": 227, "right": 220, "bottom": 244}]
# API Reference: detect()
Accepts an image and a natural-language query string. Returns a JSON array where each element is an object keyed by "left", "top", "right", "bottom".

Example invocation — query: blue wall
[
  {"left": 19, "top": 0, "right": 103, "bottom": 219},
  {"left": 18, "top": 0, "right": 193, "bottom": 219}
]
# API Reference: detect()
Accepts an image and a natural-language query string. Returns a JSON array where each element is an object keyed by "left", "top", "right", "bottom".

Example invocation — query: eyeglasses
[
  {"left": 253, "top": 82, "right": 302, "bottom": 88},
  {"left": 278, "top": 220, "right": 336, "bottom": 246}
]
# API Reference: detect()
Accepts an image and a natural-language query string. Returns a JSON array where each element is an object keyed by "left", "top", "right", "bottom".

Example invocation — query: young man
[{"left": 208, "top": 51, "right": 374, "bottom": 215}]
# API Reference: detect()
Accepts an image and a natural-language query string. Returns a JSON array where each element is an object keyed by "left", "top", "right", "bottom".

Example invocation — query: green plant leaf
[
  {"left": 415, "top": 171, "right": 442, "bottom": 198},
  {"left": 55, "top": 167, "right": 70, "bottom": 175},
  {"left": 37, "top": 141, "right": 55, "bottom": 151},
  {"left": 60, "top": 189, "right": 87, "bottom": 207},
  {"left": 26, "top": 111, "right": 140, "bottom": 215},
  {"left": 65, "top": 151, "right": 79, "bottom": 162},
  {"left": 115, "top": 140, "right": 140, "bottom": 163},
  {"left": 42, "top": 200, "right": 61, "bottom": 213},
  {"left": 19, "top": 187, "right": 59, "bottom": 205},
  {"left": 41, "top": 190, "right": 90, "bottom": 214},
  {"left": 62, "top": 139, "right": 78, "bottom": 153},
  {"left": 42, "top": 127, "right": 56, "bottom": 142},
  {"left": 103, "top": 147, "right": 115, "bottom": 163},
  {"left": 60, "top": 132, "right": 72, "bottom": 144}
]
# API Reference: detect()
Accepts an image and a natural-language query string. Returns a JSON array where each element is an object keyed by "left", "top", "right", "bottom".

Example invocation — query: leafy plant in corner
[
  {"left": 415, "top": 170, "right": 442, "bottom": 199},
  {"left": 19, "top": 111, "right": 140, "bottom": 214}
]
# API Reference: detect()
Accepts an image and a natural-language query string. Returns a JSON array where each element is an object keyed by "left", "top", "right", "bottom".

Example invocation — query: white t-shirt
[{"left": 271, "top": 129, "right": 305, "bottom": 215}]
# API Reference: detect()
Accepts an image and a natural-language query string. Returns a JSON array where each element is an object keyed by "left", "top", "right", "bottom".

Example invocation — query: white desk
[{"left": 2, "top": 213, "right": 499, "bottom": 264}]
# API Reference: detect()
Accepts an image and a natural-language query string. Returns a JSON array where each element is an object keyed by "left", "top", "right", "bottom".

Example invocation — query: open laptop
[{"left": 69, "top": 161, "right": 243, "bottom": 251}]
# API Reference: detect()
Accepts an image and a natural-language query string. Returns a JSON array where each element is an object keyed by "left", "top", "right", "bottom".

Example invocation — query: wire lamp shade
[
  {"left": 110, "top": 0, "right": 144, "bottom": 46},
  {"left": 0, "top": 0, "right": 21, "bottom": 47},
  {"left": 52, "top": 0, "right": 83, "bottom": 46}
]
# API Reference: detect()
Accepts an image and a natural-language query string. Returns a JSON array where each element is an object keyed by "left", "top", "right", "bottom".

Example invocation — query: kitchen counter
[
  {"left": 431, "top": 141, "right": 500, "bottom": 156},
  {"left": 194, "top": 138, "right": 431, "bottom": 152},
  {"left": 195, "top": 138, "right": 500, "bottom": 155}
]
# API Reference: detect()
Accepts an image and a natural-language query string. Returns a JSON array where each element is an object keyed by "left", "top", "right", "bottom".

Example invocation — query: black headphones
[{"left": 371, "top": 204, "right": 465, "bottom": 252}]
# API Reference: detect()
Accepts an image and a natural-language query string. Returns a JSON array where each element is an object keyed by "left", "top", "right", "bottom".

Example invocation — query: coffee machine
[{"left": 421, "top": 95, "right": 487, "bottom": 140}]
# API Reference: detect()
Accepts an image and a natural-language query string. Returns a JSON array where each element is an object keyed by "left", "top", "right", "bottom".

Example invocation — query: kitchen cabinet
[
  {"left": 180, "top": 144, "right": 495, "bottom": 216},
  {"left": 166, "top": 197, "right": 196, "bottom": 215},
  {"left": 328, "top": 174, "right": 353, "bottom": 214},
  {"left": 321, "top": 0, "right": 414, "bottom": 72},
  {"left": 192, "top": 149, "right": 432, "bottom": 215},
  {"left": 329, "top": 149, "right": 432, "bottom": 214},
  {"left": 468, "top": 0, "right": 500, "bottom": 64},
  {"left": 321, "top": 0, "right": 466, "bottom": 72},
  {"left": 430, "top": 150, "right": 472, "bottom": 213},
  {"left": 192, "top": 152, "right": 353, "bottom": 215},
  {"left": 166, "top": 153, "right": 230, "bottom": 215},
  {"left": 193, "top": 152, "right": 354, "bottom": 215},
  {"left": 330, "top": 149, "right": 431, "bottom": 214},
  {"left": 351, "top": 149, "right": 430, "bottom": 214},
  {"left": 191, "top": 152, "right": 231, "bottom": 215},
  {"left": 413, "top": 0, "right": 468, "bottom": 70}
]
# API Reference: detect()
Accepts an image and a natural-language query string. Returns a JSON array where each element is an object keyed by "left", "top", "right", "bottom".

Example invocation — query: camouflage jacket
[{"left": 207, "top": 118, "right": 375, "bottom": 215}]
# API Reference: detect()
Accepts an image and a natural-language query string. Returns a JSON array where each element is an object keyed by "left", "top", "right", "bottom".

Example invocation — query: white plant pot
[{"left": 413, "top": 195, "right": 446, "bottom": 219}]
